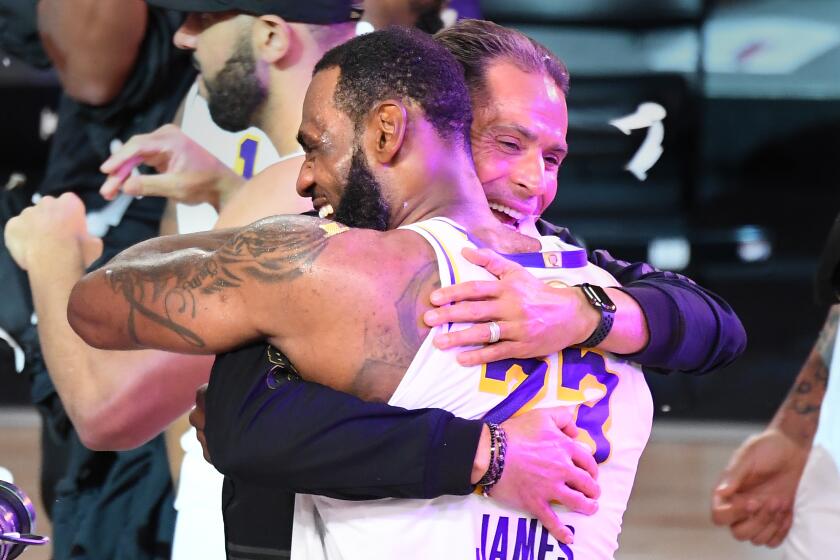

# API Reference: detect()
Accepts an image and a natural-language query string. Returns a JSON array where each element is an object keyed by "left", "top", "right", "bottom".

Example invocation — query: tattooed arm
[
  {"left": 68, "top": 215, "right": 337, "bottom": 354},
  {"left": 711, "top": 305, "right": 838, "bottom": 547},
  {"left": 69, "top": 214, "right": 435, "bottom": 398},
  {"left": 768, "top": 305, "right": 836, "bottom": 443}
]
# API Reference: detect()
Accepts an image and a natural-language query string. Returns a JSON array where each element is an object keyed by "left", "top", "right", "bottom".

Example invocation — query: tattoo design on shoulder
[
  {"left": 350, "top": 258, "right": 440, "bottom": 401},
  {"left": 395, "top": 259, "right": 439, "bottom": 350},
  {"left": 108, "top": 215, "right": 337, "bottom": 348},
  {"left": 215, "top": 215, "right": 337, "bottom": 284}
]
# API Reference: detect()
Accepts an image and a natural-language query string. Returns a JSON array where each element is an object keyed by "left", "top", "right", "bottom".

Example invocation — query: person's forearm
[
  {"left": 770, "top": 305, "right": 838, "bottom": 445},
  {"left": 37, "top": 0, "right": 147, "bottom": 104},
  {"left": 591, "top": 249, "right": 747, "bottom": 374},
  {"left": 206, "top": 368, "right": 483, "bottom": 499},
  {"left": 29, "top": 241, "right": 211, "bottom": 449},
  {"left": 598, "top": 288, "right": 649, "bottom": 355},
  {"left": 68, "top": 228, "right": 239, "bottom": 350}
]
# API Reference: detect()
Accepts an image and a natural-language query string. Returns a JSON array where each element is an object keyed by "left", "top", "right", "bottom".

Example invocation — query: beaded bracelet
[{"left": 478, "top": 422, "right": 508, "bottom": 496}]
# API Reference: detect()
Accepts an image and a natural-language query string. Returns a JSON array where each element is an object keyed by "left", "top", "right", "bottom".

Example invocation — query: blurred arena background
[{"left": 2, "top": 0, "right": 838, "bottom": 558}]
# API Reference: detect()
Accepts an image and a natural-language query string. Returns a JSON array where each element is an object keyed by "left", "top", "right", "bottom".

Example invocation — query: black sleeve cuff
[{"left": 424, "top": 417, "right": 483, "bottom": 497}]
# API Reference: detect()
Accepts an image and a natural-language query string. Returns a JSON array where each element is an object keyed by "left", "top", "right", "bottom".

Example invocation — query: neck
[
  {"left": 389, "top": 144, "right": 540, "bottom": 252},
  {"left": 258, "top": 67, "right": 311, "bottom": 156},
  {"left": 392, "top": 149, "right": 514, "bottom": 238}
]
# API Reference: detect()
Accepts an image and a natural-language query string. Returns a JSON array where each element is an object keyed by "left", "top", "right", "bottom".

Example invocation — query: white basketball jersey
[
  {"left": 292, "top": 217, "right": 654, "bottom": 560},
  {"left": 176, "top": 81, "right": 285, "bottom": 233},
  {"left": 172, "top": 80, "right": 286, "bottom": 560}
]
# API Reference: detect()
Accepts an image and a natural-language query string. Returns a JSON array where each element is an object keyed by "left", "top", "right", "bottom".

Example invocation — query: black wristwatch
[{"left": 576, "top": 283, "right": 616, "bottom": 348}]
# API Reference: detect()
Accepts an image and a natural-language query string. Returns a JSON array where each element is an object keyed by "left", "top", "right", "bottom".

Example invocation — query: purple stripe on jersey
[
  {"left": 482, "top": 359, "right": 548, "bottom": 424},
  {"left": 431, "top": 217, "right": 468, "bottom": 237},
  {"left": 428, "top": 217, "right": 587, "bottom": 269},
  {"left": 501, "top": 248, "right": 587, "bottom": 269},
  {"left": 417, "top": 224, "right": 456, "bottom": 332},
  {"left": 420, "top": 227, "right": 456, "bottom": 287}
]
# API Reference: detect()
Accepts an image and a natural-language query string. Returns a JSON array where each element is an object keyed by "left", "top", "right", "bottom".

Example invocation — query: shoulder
[
  {"left": 225, "top": 218, "right": 435, "bottom": 283},
  {"left": 229, "top": 217, "right": 422, "bottom": 265}
]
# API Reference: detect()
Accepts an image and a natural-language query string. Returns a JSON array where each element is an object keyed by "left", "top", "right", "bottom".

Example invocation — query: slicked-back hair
[
  {"left": 313, "top": 26, "right": 472, "bottom": 150},
  {"left": 435, "top": 19, "right": 570, "bottom": 110}
]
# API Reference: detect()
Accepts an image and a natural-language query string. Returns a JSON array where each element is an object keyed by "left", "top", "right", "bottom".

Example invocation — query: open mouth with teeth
[
  {"left": 318, "top": 203, "right": 335, "bottom": 219},
  {"left": 488, "top": 202, "right": 527, "bottom": 230}
]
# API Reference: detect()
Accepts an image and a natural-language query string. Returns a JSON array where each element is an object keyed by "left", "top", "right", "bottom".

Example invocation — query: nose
[
  {"left": 296, "top": 160, "right": 315, "bottom": 198},
  {"left": 511, "top": 149, "right": 547, "bottom": 198},
  {"left": 173, "top": 14, "right": 200, "bottom": 50}
]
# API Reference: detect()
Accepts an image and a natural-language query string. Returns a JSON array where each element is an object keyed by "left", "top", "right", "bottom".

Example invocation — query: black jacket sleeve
[
  {"left": 204, "top": 343, "right": 482, "bottom": 500},
  {"left": 537, "top": 219, "right": 747, "bottom": 375}
]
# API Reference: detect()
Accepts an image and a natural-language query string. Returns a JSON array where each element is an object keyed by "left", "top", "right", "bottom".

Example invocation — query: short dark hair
[
  {"left": 435, "top": 19, "right": 570, "bottom": 108},
  {"left": 313, "top": 26, "right": 471, "bottom": 148}
]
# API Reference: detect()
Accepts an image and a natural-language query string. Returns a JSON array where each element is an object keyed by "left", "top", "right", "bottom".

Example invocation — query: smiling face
[
  {"left": 295, "top": 67, "right": 392, "bottom": 230},
  {"left": 470, "top": 61, "right": 569, "bottom": 230}
]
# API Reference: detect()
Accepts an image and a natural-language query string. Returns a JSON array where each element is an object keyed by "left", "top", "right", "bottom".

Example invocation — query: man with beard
[
  {"left": 67, "top": 27, "right": 742, "bottom": 558},
  {"left": 6, "top": 4, "right": 605, "bottom": 559},
  {"left": 8, "top": 8, "right": 744, "bottom": 560},
  {"left": 7, "top": 6, "right": 744, "bottom": 559}
]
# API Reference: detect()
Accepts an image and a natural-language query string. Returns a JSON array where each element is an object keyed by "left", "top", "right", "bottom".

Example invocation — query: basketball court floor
[{"left": 1, "top": 408, "right": 783, "bottom": 560}]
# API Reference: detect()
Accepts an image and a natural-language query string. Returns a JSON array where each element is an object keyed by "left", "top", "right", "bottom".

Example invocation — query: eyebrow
[{"left": 490, "top": 123, "right": 568, "bottom": 154}]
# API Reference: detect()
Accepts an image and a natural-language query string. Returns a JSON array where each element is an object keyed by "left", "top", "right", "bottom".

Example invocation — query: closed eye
[{"left": 496, "top": 136, "right": 521, "bottom": 151}]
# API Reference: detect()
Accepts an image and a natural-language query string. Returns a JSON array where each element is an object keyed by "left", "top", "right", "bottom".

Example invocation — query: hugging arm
[
  {"left": 592, "top": 249, "right": 747, "bottom": 374},
  {"left": 428, "top": 219, "right": 746, "bottom": 374},
  {"left": 68, "top": 215, "right": 330, "bottom": 354}
]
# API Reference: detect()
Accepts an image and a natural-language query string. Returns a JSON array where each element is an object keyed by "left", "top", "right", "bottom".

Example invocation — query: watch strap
[{"left": 577, "top": 283, "right": 616, "bottom": 348}]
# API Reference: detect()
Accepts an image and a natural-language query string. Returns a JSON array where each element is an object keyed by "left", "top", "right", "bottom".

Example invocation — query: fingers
[
  {"left": 195, "top": 384, "right": 208, "bottom": 410},
  {"left": 730, "top": 504, "right": 777, "bottom": 543},
  {"left": 532, "top": 502, "right": 574, "bottom": 545},
  {"left": 711, "top": 492, "right": 759, "bottom": 527},
  {"left": 57, "top": 191, "right": 84, "bottom": 207},
  {"left": 461, "top": 246, "right": 524, "bottom": 278},
  {"left": 766, "top": 512, "right": 793, "bottom": 548},
  {"left": 547, "top": 406, "right": 576, "bottom": 434},
  {"left": 568, "top": 439, "right": 598, "bottom": 481},
  {"left": 188, "top": 403, "right": 204, "bottom": 430},
  {"left": 553, "top": 484, "right": 599, "bottom": 516},
  {"left": 426, "top": 297, "right": 503, "bottom": 328},
  {"left": 188, "top": 396, "right": 209, "bottom": 464},
  {"left": 428, "top": 280, "right": 502, "bottom": 309},
  {"left": 100, "top": 155, "right": 145, "bottom": 200},
  {"left": 559, "top": 458, "right": 600, "bottom": 501},
  {"left": 120, "top": 173, "right": 183, "bottom": 199},
  {"left": 715, "top": 451, "right": 754, "bottom": 500},
  {"left": 100, "top": 125, "right": 178, "bottom": 174},
  {"left": 750, "top": 513, "right": 783, "bottom": 547},
  {"left": 195, "top": 426, "right": 211, "bottom": 464},
  {"left": 100, "top": 144, "right": 141, "bottom": 174},
  {"left": 452, "top": 342, "right": 527, "bottom": 366}
]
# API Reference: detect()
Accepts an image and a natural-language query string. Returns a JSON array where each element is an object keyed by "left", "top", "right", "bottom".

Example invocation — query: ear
[
  {"left": 368, "top": 101, "right": 408, "bottom": 165},
  {"left": 251, "top": 14, "right": 291, "bottom": 63}
]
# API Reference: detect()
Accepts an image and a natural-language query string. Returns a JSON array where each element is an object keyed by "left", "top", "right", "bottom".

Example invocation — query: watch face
[{"left": 581, "top": 284, "right": 617, "bottom": 313}]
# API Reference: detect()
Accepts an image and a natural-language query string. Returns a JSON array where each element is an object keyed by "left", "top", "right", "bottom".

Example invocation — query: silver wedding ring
[{"left": 487, "top": 321, "right": 501, "bottom": 344}]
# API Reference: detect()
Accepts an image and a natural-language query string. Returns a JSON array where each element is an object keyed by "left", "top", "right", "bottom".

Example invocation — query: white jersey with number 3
[
  {"left": 172, "top": 80, "right": 284, "bottom": 560},
  {"left": 292, "top": 217, "right": 653, "bottom": 560}
]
